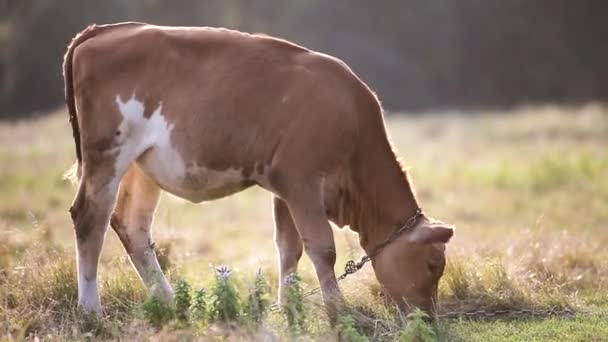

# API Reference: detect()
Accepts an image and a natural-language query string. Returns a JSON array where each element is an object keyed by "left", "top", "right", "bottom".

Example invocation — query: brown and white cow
[{"left": 63, "top": 22, "right": 454, "bottom": 320}]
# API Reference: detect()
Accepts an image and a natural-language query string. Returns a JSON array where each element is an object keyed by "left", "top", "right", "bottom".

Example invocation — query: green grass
[
  {"left": 443, "top": 313, "right": 608, "bottom": 342},
  {"left": 0, "top": 105, "right": 607, "bottom": 340}
]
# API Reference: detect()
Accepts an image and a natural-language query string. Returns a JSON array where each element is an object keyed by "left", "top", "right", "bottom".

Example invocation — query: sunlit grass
[{"left": 0, "top": 105, "right": 607, "bottom": 340}]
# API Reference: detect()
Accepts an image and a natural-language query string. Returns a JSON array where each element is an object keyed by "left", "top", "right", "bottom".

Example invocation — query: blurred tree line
[{"left": 1, "top": 0, "right": 607, "bottom": 118}]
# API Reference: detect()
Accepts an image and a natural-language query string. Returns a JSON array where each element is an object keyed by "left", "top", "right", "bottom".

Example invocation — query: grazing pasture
[{"left": 0, "top": 105, "right": 607, "bottom": 340}]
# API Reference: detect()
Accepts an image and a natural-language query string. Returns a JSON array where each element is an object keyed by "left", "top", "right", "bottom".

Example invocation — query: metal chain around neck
[
  {"left": 336, "top": 207, "right": 423, "bottom": 280},
  {"left": 368, "top": 207, "right": 423, "bottom": 259}
]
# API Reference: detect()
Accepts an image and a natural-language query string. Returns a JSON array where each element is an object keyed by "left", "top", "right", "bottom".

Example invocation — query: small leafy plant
[
  {"left": 338, "top": 315, "right": 369, "bottom": 342},
  {"left": 209, "top": 266, "right": 241, "bottom": 323},
  {"left": 282, "top": 272, "right": 307, "bottom": 333},
  {"left": 174, "top": 278, "right": 192, "bottom": 322},
  {"left": 399, "top": 308, "right": 436, "bottom": 342},
  {"left": 141, "top": 296, "right": 176, "bottom": 328},
  {"left": 244, "top": 268, "right": 270, "bottom": 324},
  {"left": 190, "top": 287, "right": 208, "bottom": 322}
]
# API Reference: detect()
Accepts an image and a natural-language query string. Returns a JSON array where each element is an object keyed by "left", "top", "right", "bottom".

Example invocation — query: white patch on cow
[
  {"left": 109, "top": 94, "right": 269, "bottom": 203},
  {"left": 77, "top": 262, "right": 101, "bottom": 313},
  {"left": 110, "top": 94, "right": 186, "bottom": 192}
]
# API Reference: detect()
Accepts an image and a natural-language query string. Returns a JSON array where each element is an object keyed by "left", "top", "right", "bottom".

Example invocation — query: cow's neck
[{"left": 348, "top": 122, "right": 420, "bottom": 256}]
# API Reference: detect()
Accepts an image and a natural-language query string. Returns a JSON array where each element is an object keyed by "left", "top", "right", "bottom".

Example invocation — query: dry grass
[{"left": 0, "top": 105, "right": 607, "bottom": 340}]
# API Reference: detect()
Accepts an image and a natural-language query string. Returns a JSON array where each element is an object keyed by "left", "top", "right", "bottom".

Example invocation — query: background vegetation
[{"left": 1, "top": 0, "right": 608, "bottom": 117}]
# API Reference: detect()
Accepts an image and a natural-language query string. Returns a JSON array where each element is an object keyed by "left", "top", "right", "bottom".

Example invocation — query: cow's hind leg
[
  {"left": 70, "top": 158, "right": 122, "bottom": 315},
  {"left": 273, "top": 196, "right": 304, "bottom": 304},
  {"left": 110, "top": 164, "right": 173, "bottom": 302}
]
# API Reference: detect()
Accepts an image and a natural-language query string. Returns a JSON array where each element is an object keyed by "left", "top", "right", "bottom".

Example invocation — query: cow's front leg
[
  {"left": 283, "top": 185, "right": 344, "bottom": 324},
  {"left": 110, "top": 164, "right": 173, "bottom": 303},
  {"left": 273, "top": 196, "right": 304, "bottom": 304}
]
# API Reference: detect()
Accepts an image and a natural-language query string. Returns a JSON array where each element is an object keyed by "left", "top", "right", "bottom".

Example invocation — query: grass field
[{"left": 0, "top": 105, "right": 607, "bottom": 341}]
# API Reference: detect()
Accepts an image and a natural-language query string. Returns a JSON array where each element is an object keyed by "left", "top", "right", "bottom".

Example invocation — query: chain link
[
  {"left": 269, "top": 254, "right": 372, "bottom": 312},
  {"left": 368, "top": 208, "right": 423, "bottom": 260},
  {"left": 272, "top": 298, "right": 595, "bottom": 319},
  {"left": 437, "top": 307, "right": 587, "bottom": 319}
]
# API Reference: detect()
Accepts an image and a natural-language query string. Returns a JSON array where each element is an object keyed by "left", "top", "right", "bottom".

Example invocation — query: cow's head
[{"left": 371, "top": 217, "right": 454, "bottom": 316}]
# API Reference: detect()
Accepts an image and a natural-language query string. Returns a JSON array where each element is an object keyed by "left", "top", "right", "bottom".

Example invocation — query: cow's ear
[{"left": 409, "top": 223, "right": 454, "bottom": 244}]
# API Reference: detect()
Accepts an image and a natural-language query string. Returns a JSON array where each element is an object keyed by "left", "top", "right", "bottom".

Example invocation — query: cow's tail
[
  {"left": 63, "top": 22, "right": 146, "bottom": 184},
  {"left": 63, "top": 24, "right": 99, "bottom": 184}
]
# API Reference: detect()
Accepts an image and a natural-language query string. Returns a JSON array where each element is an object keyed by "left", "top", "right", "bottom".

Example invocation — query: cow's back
[{"left": 72, "top": 23, "right": 366, "bottom": 201}]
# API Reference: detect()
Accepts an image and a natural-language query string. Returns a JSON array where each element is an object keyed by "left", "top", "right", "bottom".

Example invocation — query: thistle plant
[
  {"left": 190, "top": 287, "right": 207, "bottom": 322},
  {"left": 209, "top": 266, "right": 241, "bottom": 323},
  {"left": 244, "top": 268, "right": 270, "bottom": 324},
  {"left": 141, "top": 296, "right": 176, "bottom": 328},
  {"left": 338, "top": 315, "right": 369, "bottom": 342},
  {"left": 174, "top": 278, "right": 192, "bottom": 322},
  {"left": 399, "top": 308, "right": 436, "bottom": 342},
  {"left": 282, "top": 272, "right": 307, "bottom": 333}
]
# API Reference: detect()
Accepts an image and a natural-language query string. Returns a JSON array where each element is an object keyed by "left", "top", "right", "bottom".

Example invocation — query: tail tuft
[{"left": 63, "top": 162, "right": 81, "bottom": 185}]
